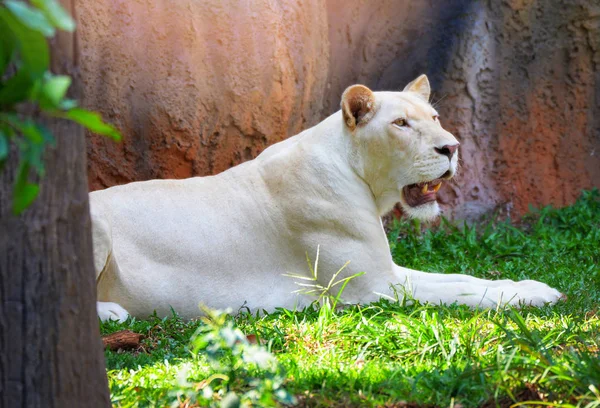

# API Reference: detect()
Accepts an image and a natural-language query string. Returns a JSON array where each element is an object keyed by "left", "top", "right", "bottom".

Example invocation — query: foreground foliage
[
  {"left": 0, "top": 0, "right": 121, "bottom": 214},
  {"left": 102, "top": 190, "right": 600, "bottom": 407}
]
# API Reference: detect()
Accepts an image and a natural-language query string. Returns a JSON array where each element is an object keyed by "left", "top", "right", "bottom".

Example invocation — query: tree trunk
[{"left": 0, "top": 1, "right": 111, "bottom": 406}]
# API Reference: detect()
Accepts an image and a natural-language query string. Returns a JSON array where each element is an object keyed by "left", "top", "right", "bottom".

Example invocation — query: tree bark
[{"left": 0, "top": 1, "right": 111, "bottom": 406}]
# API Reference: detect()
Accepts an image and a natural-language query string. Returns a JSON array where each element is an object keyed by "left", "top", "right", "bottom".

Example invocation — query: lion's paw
[
  {"left": 97, "top": 301, "right": 130, "bottom": 323},
  {"left": 495, "top": 280, "right": 564, "bottom": 307}
]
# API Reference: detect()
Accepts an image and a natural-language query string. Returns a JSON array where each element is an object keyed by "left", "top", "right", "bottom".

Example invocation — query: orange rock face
[
  {"left": 432, "top": 1, "right": 600, "bottom": 219},
  {"left": 79, "top": 0, "right": 600, "bottom": 220},
  {"left": 80, "top": 0, "right": 329, "bottom": 188}
]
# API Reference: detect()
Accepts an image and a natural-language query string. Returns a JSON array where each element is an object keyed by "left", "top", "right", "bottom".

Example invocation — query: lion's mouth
[{"left": 402, "top": 179, "right": 443, "bottom": 207}]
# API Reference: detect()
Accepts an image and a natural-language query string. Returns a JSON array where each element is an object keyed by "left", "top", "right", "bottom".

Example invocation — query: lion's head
[{"left": 341, "top": 75, "right": 459, "bottom": 220}]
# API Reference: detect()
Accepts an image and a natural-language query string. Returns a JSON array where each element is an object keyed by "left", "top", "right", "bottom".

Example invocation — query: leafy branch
[
  {"left": 187, "top": 307, "right": 296, "bottom": 407},
  {"left": 0, "top": 0, "right": 121, "bottom": 214}
]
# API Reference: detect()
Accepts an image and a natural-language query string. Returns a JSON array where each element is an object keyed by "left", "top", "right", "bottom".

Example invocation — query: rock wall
[
  {"left": 79, "top": 0, "right": 329, "bottom": 188},
  {"left": 79, "top": 0, "right": 600, "bottom": 220},
  {"left": 433, "top": 0, "right": 600, "bottom": 219}
]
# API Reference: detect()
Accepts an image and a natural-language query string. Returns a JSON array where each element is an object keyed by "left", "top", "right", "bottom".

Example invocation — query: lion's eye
[{"left": 393, "top": 118, "right": 408, "bottom": 127}]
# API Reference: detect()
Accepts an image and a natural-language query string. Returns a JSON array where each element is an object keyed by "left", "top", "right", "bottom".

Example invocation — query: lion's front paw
[
  {"left": 97, "top": 301, "right": 130, "bottom": 323},
  {"left": 498, "top": 279, "right": 564, "bottom": 307}
]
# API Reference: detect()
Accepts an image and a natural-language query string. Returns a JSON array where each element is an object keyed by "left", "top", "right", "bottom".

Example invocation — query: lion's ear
[
  {"left": 403, "top": 74, "right": 431, "bottom": 102},
  {"left": 341, "top": 85, "right": 376, "bottom": 130}
]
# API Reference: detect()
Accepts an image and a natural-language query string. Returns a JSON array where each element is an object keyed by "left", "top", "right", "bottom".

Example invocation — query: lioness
[{"left": 92, "top": 75, "right": 563, "bottom": 322}]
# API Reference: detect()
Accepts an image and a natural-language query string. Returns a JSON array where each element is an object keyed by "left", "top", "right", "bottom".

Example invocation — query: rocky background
[{"left": 79, "top": 0, "right": 600, "bottom": 220}]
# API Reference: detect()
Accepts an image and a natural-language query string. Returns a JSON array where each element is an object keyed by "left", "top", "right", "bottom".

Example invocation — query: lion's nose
[{"left": 435, "top": 143, "right": 459, "bottom": 159}]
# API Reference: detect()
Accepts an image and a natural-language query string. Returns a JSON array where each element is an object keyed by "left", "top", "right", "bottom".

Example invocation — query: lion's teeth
[
  {"left": 432, "top": 182, "right": 442, "bottom": 192},
  {"left": 421, "top": 183, "right": 428, "bottom": 194}
]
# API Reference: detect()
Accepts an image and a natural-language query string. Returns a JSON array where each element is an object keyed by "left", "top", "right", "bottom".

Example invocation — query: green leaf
[
  {"left": 0, "top": 129, "right": 8, "bottom": 170},
  {"left": 0, "top": 123, "right": 15, "bottom": 139},
  {"left": 31, "top": 0, "right": 75, "bottom": 32},
  {"left": 62, "top": 108, "right": 122, "bottom": 141},
  {"left": 0, "top": 112, "right": 21, "bottom": 131},
  {"left": 13, "top": 161, "right": 39, "bottom": 215},
  {"left": 0, "top": 69, "right": 37, "bottom": 107},
  {"left": 40, "top": 75, "right": 71, "bottom": 108},
  {"left": 36, "top": 123, "right": 55, "bottom": 146},
  {"left": 0, "top": 21, "right": 15, "bottom": 74},
  {"left": 0, "top": 114, "right": 44, "bottom": 143},
  {"left": 20, "top": 121, "right": 44, "bottom": 144},
  {"left": 0, "top": 131, "right": 7, "bottom": 158},
  {"left": 0, "top": 8, "right": 49, "bottom": 78},
  {"left": 3, "top": 116, "right": 48, "bottom": 175},
  {"left": 5, "top": 0, "right": 55, "bottom": 37},
  {"left": 21, "top": 139, "right": 45, "bottom": 174}
]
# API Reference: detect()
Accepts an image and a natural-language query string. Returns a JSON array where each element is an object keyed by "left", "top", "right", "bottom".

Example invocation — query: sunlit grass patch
[{"left": 103, "top": 189, "right": 600, "bottom": 407}]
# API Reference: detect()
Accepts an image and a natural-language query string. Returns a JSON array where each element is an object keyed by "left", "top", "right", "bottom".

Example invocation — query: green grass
[{"left": 102, "top": 189, "right": 600, "bottom": 407}]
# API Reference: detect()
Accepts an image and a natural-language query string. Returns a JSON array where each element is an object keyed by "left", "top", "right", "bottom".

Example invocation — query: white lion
[{"left": 92, "top": 75, "right": 563, "bottom": 322}]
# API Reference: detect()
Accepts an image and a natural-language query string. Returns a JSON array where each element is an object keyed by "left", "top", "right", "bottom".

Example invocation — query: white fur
[
  {"left": 91, "top": 80, "right": 563, "bottom": 321},
  {"left": 97, "top": 301, "right": 129, "bottom": 323}
]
